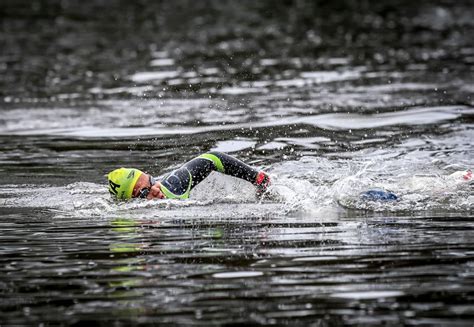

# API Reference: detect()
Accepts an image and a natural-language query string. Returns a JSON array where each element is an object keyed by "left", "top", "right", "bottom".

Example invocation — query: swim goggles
[{"left": 137, "top": 175, "right": 157, "bottom": 199}]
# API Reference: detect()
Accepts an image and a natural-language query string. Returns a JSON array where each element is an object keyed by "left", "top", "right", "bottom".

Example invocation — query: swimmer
[
  {"left": 360, "top": 169, "right": 472, "bottom": 201},
  {"left": 107, "top": 151, "right": 271, "bottom": 200}
]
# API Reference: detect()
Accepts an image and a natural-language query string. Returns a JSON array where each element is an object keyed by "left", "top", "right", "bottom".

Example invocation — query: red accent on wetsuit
[
  {"left": 464, "top": 170, "right": 472, "bottom": 180},
  {"left": 256, "top": 171, "right": 266, "bottom": 185}
]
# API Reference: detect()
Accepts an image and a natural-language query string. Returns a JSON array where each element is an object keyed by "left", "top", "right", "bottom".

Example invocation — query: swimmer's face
[{"left": 132, "top": 173, "right": 165, "bottom": 200}]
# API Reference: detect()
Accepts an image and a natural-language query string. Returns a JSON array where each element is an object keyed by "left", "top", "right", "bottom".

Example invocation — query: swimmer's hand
[{"left": 255, "top": 171, "right": 271, "bottom": 197}]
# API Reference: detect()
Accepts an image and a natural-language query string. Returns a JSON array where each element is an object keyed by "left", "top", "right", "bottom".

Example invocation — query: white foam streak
[{"left": 130, "top": 71, "right": 179, "bottom": 83}]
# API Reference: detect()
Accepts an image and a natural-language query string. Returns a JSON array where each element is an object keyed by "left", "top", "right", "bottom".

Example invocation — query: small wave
[{"left": 2, "top": 104, "right": 471, "bottom": 138}]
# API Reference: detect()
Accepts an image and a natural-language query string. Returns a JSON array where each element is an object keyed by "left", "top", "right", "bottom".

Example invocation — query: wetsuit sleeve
[
  {"left": 200, "top": 152, "right": 259, "bottom": 184},
  {"left": 159, "top": 151, "right": 259, "bottom": 199}
]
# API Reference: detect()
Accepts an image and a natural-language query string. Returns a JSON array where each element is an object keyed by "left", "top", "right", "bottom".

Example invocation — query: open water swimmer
[
  {"left": 107, "top": 149, "right": 472, "bottom": 203},
  {"left": 107, "top": 151, "right": 271, "bottom": 200},
  {"left": 359, "top": 169, "right": 472, "bottom": 202}
]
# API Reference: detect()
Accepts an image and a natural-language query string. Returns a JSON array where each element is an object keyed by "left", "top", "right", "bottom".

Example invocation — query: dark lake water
[{"left": 1, "top": 1, "right": 473, "bottom": 325}]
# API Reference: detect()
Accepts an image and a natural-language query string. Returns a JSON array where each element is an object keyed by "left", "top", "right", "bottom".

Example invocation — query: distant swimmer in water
[
  {"left": 107, "top": 152, "right": 271, "bottom": 200},
  {"left": 360, "top": 169, "right": 472, "bottom": 202}
]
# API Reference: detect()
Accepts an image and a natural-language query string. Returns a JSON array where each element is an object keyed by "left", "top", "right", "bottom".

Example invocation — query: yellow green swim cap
[{"left": 107, "top": 168, "right": 143, "bottom": 200}]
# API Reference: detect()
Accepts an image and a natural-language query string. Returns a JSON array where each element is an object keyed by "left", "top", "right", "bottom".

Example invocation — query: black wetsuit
[{"left": 158, "top": 152, "right": 267, "bottom": 199}]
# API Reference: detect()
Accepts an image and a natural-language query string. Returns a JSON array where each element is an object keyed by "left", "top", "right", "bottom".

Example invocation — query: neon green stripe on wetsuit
[{"left": 158, "top": 152, "right": 259, "bottom": 199}]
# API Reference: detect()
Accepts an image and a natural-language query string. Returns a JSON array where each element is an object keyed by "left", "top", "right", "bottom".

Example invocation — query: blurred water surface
[{"left": 0, "top": 1, "right": 473, "bottom": 325}]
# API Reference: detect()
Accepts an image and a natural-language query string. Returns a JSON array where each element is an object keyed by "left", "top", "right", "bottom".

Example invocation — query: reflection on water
[
  {"left": 1, "top": 0, "right": 474, "bottom": 325},
  {"left": 1, "top": 209, "right": 473, "bottom": 325}
]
